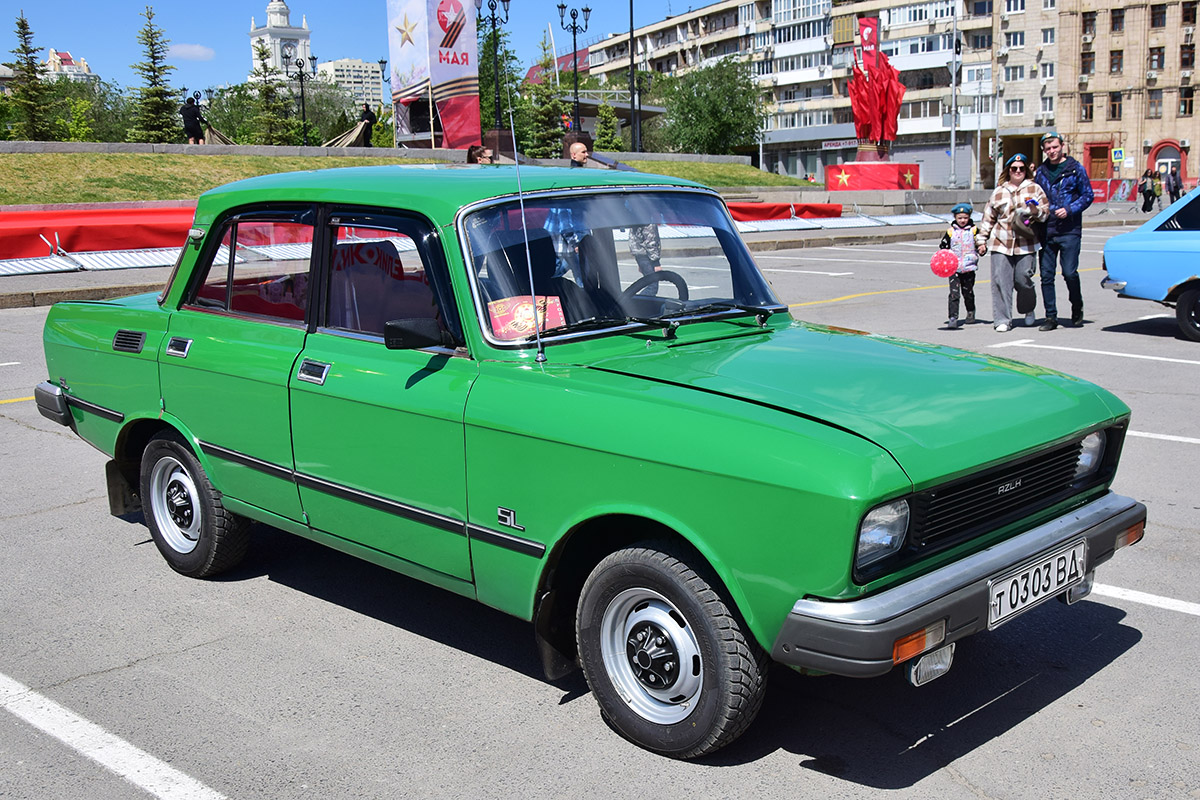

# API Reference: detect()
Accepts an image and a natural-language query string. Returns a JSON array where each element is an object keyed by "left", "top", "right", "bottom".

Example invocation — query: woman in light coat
[{"left": 975, "top": 153, "right": 1050, "bottom": 332}]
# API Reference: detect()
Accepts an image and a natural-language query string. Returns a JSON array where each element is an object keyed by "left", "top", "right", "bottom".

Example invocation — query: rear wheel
[
  {"left": 139, "top": 433, "right": 249, "bottom": 577},
  {"left": 576, "top": 542, "right": 768, "bottom": 759},
  {"left": 1176, "top": 288, "right": 1200, "bottom": 343}
]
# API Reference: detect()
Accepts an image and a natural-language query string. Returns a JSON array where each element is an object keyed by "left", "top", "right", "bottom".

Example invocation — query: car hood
[{"left": 584, "top": 321, "right": 1125, "bottom": 485}]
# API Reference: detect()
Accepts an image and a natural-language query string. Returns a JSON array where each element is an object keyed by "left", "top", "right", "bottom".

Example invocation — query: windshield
[{"left": 461, "top": 189, "right": 781, "bottom": 343}]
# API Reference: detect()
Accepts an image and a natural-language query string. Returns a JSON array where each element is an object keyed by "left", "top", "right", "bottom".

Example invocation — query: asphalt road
[{"left": 1, "top": 226, "right": 1198, "bottom": 799}]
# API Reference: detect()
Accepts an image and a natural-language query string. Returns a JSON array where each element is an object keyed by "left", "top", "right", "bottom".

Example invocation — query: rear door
[{"left": 288, "top": 209, "right": 477, "bottom": 582}]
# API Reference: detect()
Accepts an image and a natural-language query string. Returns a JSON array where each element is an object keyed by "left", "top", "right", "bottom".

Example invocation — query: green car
[{"left": 36, "top": 165, "right": 1146, "bottom": 759}]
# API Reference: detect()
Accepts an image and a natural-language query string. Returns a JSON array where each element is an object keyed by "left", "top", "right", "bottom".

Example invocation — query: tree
[
  {"left": 515, "top": 38, "right": 566, "bottom": 158},
  {"left": 205, "top": 83, "right": 258, "bottom": 143},
  {"left": 661, "top": 57, "right": 766, "bottom": 155},
  {"left": 248, "top": 40, "right": 295, "bottom": 145},
  {"left": 477, "top": 24, "right": 521, "bottom": 133},
  {"left": 5, "top": 12, "right": 55, "bottom": 141},
  {"left": 370, "top": 104, "right": 394, "bottom": 148},
  {"left": 592, "top": 103, "right": 621, "bottom": 152},
  {"left": 44, "top": 77, "right": 134, "bottom": 142},
  {"left": 126, "top": 6, "right": 179, "bottom": 143}
]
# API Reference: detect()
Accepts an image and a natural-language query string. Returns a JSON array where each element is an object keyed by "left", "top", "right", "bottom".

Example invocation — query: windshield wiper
[
  {"left": 659, "top": 302, "right": 776, "bottom": 328},
  {"left": 527, "top": 316, "right": 632, "bottom": 339}
]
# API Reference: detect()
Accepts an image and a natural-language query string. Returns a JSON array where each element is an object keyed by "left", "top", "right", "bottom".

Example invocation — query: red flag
[{"left": 858, "top": 17, "right": 880, "bottom": 70}]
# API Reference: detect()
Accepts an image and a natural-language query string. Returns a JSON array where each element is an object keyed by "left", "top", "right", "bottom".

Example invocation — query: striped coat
[{"left": 975, "top": 179, "right": 1050, "bottom": 256}]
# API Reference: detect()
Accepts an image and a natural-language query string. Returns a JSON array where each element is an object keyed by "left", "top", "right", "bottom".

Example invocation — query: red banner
[
  {"left": 0, "top": 205, "right": 196, "bottom": 259},
  {"left": 726, "top": 202, "right": 842, "bottom": 221},
  {"left": 826, "top": 163, "right": 920, "bottom": 191},
  {"left": 858, "top": 17, "right": 881, "bottom": 69}
]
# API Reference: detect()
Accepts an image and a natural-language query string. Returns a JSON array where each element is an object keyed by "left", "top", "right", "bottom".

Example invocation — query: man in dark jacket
[
  {"left": 1034, "top": 131, "right": 1094, "bottom": 330},
  {"left": 360, "top": 104, "right": 377, "bottom": 146},
  {"left": 1166, "top": 166, "right": 1183, "bottom": 204}
]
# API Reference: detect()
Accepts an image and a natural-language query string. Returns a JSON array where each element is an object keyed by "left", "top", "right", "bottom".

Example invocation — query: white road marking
[
  {"left": 986, "top": 339, "right": 1200, "bottom": 365},
  {"left": 785, "top": 255, "right": 928, "bottom": 266},
  {"left": 1092, "top": 585, "right": 1200, "bottom": 617},
  {"left": 761, "top": 268, "right": 855, "bottom": 276},
  {"left": 1127, "top": 430, "right": 1200, "bottom": 445},
  {"left": 0, "top": 361, "right": 20, "bottom": 367},
  {"left": 0, "top": 672, "right": 226, "bottom": 800}
]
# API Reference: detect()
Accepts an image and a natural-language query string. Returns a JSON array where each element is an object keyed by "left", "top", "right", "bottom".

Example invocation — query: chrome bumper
[{"left": 771, "top": 492, "right": 1146, "bottom": 678}]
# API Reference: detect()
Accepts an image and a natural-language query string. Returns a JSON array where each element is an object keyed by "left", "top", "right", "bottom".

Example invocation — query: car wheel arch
[{"left": 531, "top": 513, "right": 757, "bottom": 682}]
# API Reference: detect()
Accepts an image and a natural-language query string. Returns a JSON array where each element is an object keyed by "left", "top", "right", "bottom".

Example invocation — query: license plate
[{"left": 987, "top": 541, "right": 1088, "bottom": 628}]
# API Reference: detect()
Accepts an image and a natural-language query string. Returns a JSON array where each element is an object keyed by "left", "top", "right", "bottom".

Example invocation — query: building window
[
  {"left": 1082, "top": 11, "right": 1097, "bottom": 35},
  {"left": 1150, "top": 4, "right": 1167, "bottom": 27},
  {"left": 1005, "top": 0, "right": 1025, "bottom": 12},
  {"left": 971, "top": 33, "right": 993, "bottom": 49},
  {"left": 1041, "top": 96, "right": 1055, "bottom": 112},
  {"left": 971, "top": 0, "right": 993, "bottom": 15},
  {"left": 1111, "top": 9, "right": 1125, "bottom": 32},
  {"left": 1182, "top": 87, "right": 1195, "bottom": 116},
  {"left": 1042, "top": 62, "right": 1055, "bottom": 77},
  {"left": 1183, "top": 44, "right": 1196, "bottom": 70},
  {"left": 1043, "top": 0, "right": 1055, "bottom": 8},
  {"left": 1149, "top": 47, "right": 1165, "bottom": 70},
  {"left": 1108, "top": 91, "right": 1122, "bottom": 120},
  {"left": 1184, "top": 1, "right": 1197, "bottom": 25},
  {"left": 966, "top": 65, "right": 993, "bottom": 81},
  {"left": 1005, "top": 31, "right": 1025, "bottom": 47},
  {"left": 1147, "top": 89, "right": 1164, "bottom": 117},
  {"left": 1110, "top": 50, "right": 1123, "bottom": 73},
  {"left": 1042, "top": 28, "right": 1055, "bottom": 44},
  {"left": 1081, "top": 51, "right": 1095, "bottom": 74},
  {"left": 1005, "top": 65, "right": 1025, "bottom": 80},
  {"left": 1004, "top": 98, "right": 1025, "bottom": 115},
  {"left": 1080, "top": 92, "right": 1094, "bottom": 121}
]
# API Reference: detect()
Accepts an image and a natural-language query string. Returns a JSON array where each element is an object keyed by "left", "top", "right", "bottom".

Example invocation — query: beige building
[
  {"left": 317, "top": 58, "right": 385, "bottom": 108},
  {"left": 43, "top": 50, "right": 99, "bottom": 84},
  {"left": 1055, "top": 0, "right": 1196, "bottom": 186}
]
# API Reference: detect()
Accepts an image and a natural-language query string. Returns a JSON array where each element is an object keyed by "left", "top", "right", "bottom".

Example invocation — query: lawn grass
[{"left": 0, "top": 152, "right": 814, "bottom": 206}]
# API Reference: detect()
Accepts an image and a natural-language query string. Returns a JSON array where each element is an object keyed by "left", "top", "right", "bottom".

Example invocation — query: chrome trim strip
[
  {"left": 63, "top": 394, "right": 124, "bottom": 423},
  {"left": 294, "top": 473, "right": 466, "bottom": 535},
  {"left": 788, "top": 492, "right": 1140, "bottom": 626},
  {"left": 198, "top": 441, "right": 296, "bottom": 482},
  {"left": 467, "top": 524, "right": 547, "bottom": 558}
]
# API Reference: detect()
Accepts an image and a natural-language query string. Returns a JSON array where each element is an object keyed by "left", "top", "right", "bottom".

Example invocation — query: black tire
[
  {"left": 1176, "top": 288, "right": 1200, "bottom": 343},
  {"left": 139, "top": 432, "right": 250, "bottom": 577},
  {"left": 575, "top": 542, "right": 768, "bottom": 759}
]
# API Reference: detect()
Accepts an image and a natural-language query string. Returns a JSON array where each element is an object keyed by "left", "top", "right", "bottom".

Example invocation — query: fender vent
[{"left": 112, "top": 329, "right": 146, "bottom": 353}]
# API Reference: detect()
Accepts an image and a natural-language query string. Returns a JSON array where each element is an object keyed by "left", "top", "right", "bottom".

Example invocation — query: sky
[{"left": 10, "top": 0, "right": 675, "bottom": 95}]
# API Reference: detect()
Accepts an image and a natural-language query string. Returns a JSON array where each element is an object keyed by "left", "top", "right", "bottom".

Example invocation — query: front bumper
[{"left": 771, "top": 492, "right": 1146, "bottom": 678}]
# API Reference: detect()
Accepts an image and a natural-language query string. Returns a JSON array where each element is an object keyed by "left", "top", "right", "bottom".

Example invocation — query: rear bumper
[
  {"left": 771, "top": 492, "right": 1146, "bottom": 678},
  {"left": 34, "top": 381, "right": 71, "bottom": 426}
]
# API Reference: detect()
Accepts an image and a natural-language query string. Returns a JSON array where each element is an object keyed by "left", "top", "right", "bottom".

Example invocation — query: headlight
[
  {"left": 856, "top": 499, "right": 910, "bottom": 571},
  {"left": 1074, "top": 431, "right": 1106, "bottom": 481}
]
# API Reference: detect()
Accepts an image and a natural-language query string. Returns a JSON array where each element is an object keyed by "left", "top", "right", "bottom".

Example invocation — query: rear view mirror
[{"left": 384, "top": 319, "right": 454, "bottom": 350}]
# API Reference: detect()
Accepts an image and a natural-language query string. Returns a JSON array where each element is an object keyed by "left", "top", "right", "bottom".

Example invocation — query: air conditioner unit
[
  {"left": 998, "top": 84, "right": 1005, "bottom": 93},
  {"left": 1183, "top": 70, "right": 1194, "bottom": 82},
  {"left": 1078, "top": 74, "right": 1089, "bottom": 84},
  {"left": 1181, "top": 138, "right": 1191, "bottom": 147},
  {"left": 1184, "top": 26, "right": 1195, "bottom": 37},
  {"left": 1143, "top": 138, "right": 1153, "bottom": 147},
  {"left": 1146, "top": 70, "right": 1158, "bottom": 80},
  {"left": 1082, "top": 34, "right": 1094, "bottom": 44},
  {"left": 1040, "top": 76, "right": 1050, "bottom": 85},
  {"left": 1001, "top": 11, "right": 1009, "bottom": 21},
  {"left": 999, "top": 46, "right": 1010, "bottom": 57}
]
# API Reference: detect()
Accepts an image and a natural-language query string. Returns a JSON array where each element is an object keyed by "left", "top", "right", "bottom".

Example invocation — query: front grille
[
  {"left": 910, "top": 440, "right": 1084, "bottom": 549},
  {"left": 112, "top": 329, "right": 146, "bottom": 353}
]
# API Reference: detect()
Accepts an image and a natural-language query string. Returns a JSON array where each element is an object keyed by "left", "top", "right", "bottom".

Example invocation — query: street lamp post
[
  {"left": 285, "top": 54, "right": 319, "bottom": 146},
  {"left": 475, "top": 0, "right": 510, "bottom": 131},
  {"left": 557, "top": 3, "right": 590, "bottom": 135},
  {"left": 378, "top": 58, "right": 394, "bottom": 149},
  {"left": 629, "top": 0, "right": 638, "bottom": 152}
]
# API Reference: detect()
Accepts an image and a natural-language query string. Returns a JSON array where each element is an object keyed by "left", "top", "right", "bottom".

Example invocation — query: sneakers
[
  {"left": 1039, "top": 317, "right": 1058, "bottom": 331},
  {"left": 995, "top": 323, "right": 1010, "bottom": 333},
  {"left": 965, "top": 311, "right": 975, "bottom": 324},
  {"left": 1024, "top": 312, "right": 1037, "bottom": 327},
  {"left": 1071, "top": 310, "right": 1084, "bottom": 327},
  {"left": 946, "top": 317, "right": 961, "bottom": 329}
]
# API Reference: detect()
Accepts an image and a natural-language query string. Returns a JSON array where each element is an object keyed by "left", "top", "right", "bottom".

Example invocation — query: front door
[{"left": 288, "top": 210, "right": 476, "bottom": 582}]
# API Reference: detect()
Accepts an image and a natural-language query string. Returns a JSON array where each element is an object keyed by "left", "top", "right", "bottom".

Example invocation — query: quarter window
[{"left": 191, "top": 212, "right": 314, "bottom": 322}]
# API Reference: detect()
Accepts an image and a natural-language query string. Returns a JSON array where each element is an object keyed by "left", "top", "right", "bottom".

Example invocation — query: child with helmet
[{"left": 938, "top": 202, "right": 980, "bottom": 329}]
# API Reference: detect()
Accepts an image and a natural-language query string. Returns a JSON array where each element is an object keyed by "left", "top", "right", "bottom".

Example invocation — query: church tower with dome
[{"left": 248, "top": 1, "right": 314, "bottom": 79}]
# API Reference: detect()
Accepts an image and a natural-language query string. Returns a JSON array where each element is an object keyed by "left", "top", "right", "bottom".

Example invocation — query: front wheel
[
  {"left": 139, "top": 433, "right": 250, "bottom": 577},
  {"left": 1176, "top": 288, "right": 1200, "bottom": 343},
  {"left": 576, "top": 543, "right": 768, "bottom": 759}
]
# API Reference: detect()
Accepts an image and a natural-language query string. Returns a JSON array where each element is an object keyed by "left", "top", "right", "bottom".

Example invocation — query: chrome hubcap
[{"left": 149, "top": 456, "right": 201, "bottom": 554}]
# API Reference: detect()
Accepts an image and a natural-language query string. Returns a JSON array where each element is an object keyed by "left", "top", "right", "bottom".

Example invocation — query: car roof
[{"left": 193, "top": 164, "right": 706, "bottom": 226}]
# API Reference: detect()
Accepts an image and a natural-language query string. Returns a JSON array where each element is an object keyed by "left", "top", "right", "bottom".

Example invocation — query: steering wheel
[{"left": 621, "top": 270, "right": 689, "bottom": 301}]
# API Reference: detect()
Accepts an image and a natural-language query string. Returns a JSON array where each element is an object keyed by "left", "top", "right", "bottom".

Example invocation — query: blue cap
[
  {"left": 1040, "top": 131, "right": 1063, "bottom": 144},
  {"left": 1005, "top": 153, "right": 1030, "bottom": 168},
  {"left": 951, "top": 202, "right": 973, "bottom": 216}
]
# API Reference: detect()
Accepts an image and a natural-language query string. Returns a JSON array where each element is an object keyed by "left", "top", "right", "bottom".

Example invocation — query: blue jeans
[{"left": 1039, "top": 235, "right": 1082, "bottom": 319}]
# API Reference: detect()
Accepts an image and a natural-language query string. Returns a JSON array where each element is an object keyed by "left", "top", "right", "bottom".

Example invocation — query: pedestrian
[
  {"left": 976, "top": 153, "right": 1049, "bottom": 333},
  {"left": 627, "top": 223, "right": 662, "bottom": 296},
  {"left": 1153, "top": 168, "right": 1164, "bottom": 210},
  {"left": 938, "top": 202, "right": 979, "bottom": 329},
  {"left": 568, "top": 141, "right": 589, "bottom": 167},
  {"left": 1033, "top": 131, "right": 1095, "bottom": 330},
  {"left": 1166, "top": 166, "right": 1183, "bottom": 204},
  {"left": 1138, "top": 169, "right": 1156, "bottom": 213},
  {"left": 466, "top": 144, "right": 493, "bottom": 163},
  {"left": 360, "top": 103, "right": 377, "bottom": 147},
  {"left": 179, "top": 96, "right": 206, "bottom": 145}
]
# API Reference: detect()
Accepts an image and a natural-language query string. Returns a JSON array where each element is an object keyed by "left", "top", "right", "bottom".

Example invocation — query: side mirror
[{"left": 384, "top": 318, "right": 454, "bottom": 350}]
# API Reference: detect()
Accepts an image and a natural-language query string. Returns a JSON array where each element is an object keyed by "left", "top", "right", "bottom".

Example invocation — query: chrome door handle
[
  {"left": 165, "top": 337, "right": 192, "bottom": 358},
  {"left": 297, "top": 359, "right": 331, "bottom": 385}
]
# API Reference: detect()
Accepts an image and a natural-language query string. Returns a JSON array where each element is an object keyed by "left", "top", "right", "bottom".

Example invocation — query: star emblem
[
  {"left": 397, "top": 14, "right": 418, "bottom": 47},
  {"left": 902, "top": 170, "right": 915, "bottom": 185},
  {"left": 836, "top": 170, "right": 851, "bottom": 187}
]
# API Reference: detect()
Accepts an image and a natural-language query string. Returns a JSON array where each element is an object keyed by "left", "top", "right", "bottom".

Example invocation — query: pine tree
[
  {"left": 249, "top": 40, "right": 297, "bottom": 145},
  {"left": 517, "top": 38, "right": 566, "bottom": 158},
  {"left": 5, "top": 12, "right": 55, "bottom": 141},
  {"left": 126, "top": 6, "right": 179, "bottom": 143},
  {"left": 592, "top": 103, "right": 621, "bottom": 152}
]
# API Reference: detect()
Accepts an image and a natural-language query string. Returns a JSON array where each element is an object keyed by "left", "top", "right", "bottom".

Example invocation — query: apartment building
[
  {"left": 317, "top": 58, "right": 385, "bottom": 108},
  {"left": 1056, "top": 0, "right": 1196, "bottom": 185},
  {"left": 43, "top": 50, "right": 99, "bottom": 84}
]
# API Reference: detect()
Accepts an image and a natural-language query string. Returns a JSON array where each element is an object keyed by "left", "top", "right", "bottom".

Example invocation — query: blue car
[{"left": 1102, "top": 186, "right": 1200, "bottom": 342}]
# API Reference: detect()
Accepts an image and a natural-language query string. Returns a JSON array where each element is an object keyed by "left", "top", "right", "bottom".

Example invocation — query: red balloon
[{"left": 930, "top": 249, "right": 959, "bottom": 277}]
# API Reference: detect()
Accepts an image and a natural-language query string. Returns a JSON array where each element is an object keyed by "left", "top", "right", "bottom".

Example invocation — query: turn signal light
[
  {"left": 1116, "top": 521, "right": 1145, "bottom": 550},
  {"left": 892, "top": 619, "right": 946, "bottom": 664}
]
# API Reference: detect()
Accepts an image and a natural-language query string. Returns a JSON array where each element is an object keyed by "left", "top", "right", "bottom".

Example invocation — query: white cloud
[{"left": 169, "top": 44, "right": 215, "bottom": 62}]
